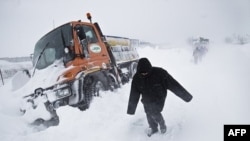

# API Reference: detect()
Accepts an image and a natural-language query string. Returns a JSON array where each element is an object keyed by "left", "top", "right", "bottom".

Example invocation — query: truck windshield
[{"left": 33, "top": 24, "right": 73, "bottom": 70}]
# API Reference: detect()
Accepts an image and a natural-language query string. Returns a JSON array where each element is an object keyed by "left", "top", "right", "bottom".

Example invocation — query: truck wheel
[
  {"left": 78, "top": 77, "right": 105, "bottom": 111},
  {"left": 93, "top": 80, "right": 105, "bottom": 97},
  {"left": 107, "top": 73, "right": 119, "bottom": 91},
  {"left": 78, "top": 76, "right": 93, "bottom": 111}
]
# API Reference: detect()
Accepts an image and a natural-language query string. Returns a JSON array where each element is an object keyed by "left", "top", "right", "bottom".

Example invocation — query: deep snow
[{"left": 0, "top": 43, "right": 250, "bottom": 141}]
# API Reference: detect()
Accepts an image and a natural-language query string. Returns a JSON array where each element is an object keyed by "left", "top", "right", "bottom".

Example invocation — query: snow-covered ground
[{"left": 0, "top": 43, "right": 249, "bottom": 141}]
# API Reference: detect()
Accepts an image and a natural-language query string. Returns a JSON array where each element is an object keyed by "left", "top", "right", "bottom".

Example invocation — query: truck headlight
[
  {"left": 46, "top": 83, "right": 72, "bottom": 102},
  {"left": 56, "top": 87, "right": 71, "bottom": 98}
]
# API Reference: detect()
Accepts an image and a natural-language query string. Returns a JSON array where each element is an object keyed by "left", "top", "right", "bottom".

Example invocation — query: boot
[
  {"left": 147, "top": 128, "right": 158, "bottom": 137},
  {"left": 158, "top": 117, "right": 167, "bottom": 134},
  {"left": 160, "top": 124, "right": 167, "bottom": 134}
]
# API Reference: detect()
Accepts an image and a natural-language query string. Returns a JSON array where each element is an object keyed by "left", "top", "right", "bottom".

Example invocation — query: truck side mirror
[
  {"left": 64, "top": 48, "right": 69, "bottom": 54},
  {"left": 74, "top": 25, "right": 86, "bottom": 40}
]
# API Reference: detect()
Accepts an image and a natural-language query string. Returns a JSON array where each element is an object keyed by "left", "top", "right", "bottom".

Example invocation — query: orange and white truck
[{"left": 20, "top": 13, "right": 140, "bottom": 127}]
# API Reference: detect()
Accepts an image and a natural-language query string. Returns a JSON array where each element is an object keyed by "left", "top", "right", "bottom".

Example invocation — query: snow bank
[{"left": 0, "top": 43, "right": 250, "bottom": 141}]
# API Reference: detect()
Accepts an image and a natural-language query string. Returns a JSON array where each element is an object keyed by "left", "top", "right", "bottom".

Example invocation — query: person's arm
[
  {"left": 164, "top": 71, "right": 193, "bottom": 102},
  {"left": 127, "top": 80, "right": 141, "bottom": 115}
]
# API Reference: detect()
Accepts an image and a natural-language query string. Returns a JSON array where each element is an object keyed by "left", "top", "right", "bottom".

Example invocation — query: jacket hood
[{"left": 137, "top": 58, "right": 152, "bottom": 73}]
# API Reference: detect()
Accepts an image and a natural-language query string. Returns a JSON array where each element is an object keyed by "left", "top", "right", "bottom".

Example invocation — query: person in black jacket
[{"left": 127, "top": 58, "right": 193, "bottom": 137}]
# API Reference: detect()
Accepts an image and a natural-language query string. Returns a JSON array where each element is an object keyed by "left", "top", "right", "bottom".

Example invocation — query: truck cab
[{"left": 33, "top": 21, "right": 112, "bottom": 80}]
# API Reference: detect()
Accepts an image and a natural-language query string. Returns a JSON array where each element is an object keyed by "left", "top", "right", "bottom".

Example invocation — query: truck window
[
  {"left": 82, "top": 25, "right": 98, "bottom": 43},
  {"left": 33, "top": 24, "right": 74, "bottom": 69}
]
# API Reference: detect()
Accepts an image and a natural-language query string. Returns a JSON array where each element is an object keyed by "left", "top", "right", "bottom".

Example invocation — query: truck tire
[
  {"left": 78, "top": 76, "right": 106, "bottom": 111},
  {"left": 107, "top": 73, "right": 119, "bottom": 91},
  {"left": 78, "top": 76, "right": 94, "bottom": 111},
  {"left": 92, "top": 80, "right": 105, "bottom": 97}
]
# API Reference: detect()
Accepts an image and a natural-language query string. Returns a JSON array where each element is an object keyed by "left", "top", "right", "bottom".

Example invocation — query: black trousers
[{"left": 145, "top": 111, "right": 165, "bottom": 130}]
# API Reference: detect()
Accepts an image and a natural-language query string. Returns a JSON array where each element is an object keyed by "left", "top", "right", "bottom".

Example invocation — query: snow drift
[{"left": 0, "top": 43, "right": 250, "bottom": 141}]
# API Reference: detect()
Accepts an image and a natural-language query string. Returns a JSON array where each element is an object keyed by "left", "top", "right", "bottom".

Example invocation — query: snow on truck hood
[{"left": 13, "top": 60, "right": 68, "bottom": 97}]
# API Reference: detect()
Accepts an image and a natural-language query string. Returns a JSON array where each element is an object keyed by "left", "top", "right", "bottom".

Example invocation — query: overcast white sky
[{"left": 0, "top": 0, "right": 250, "bottom": 57}]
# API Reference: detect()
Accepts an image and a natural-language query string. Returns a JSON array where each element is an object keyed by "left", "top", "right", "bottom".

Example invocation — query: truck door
[{"left": 74, "top": 24, "right": 110, "bottom": 68}]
